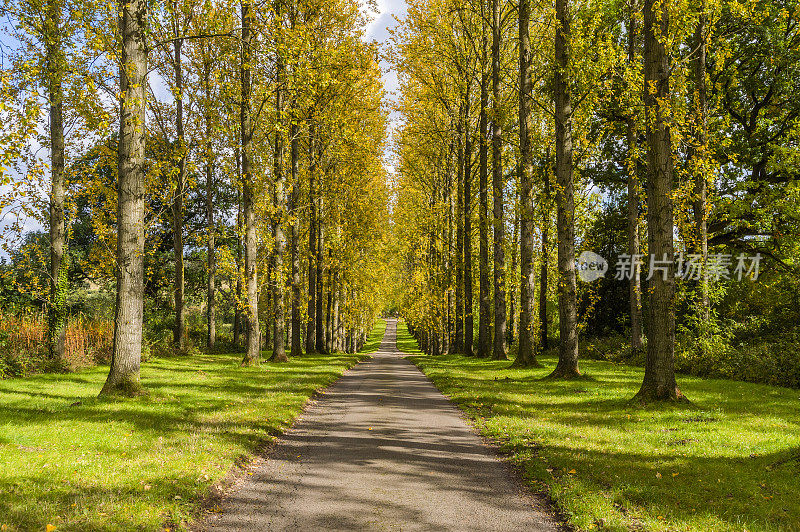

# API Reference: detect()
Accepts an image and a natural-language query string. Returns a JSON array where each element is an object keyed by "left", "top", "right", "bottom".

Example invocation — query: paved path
[{"left": 198, "top": 319, "right": 560, "bottom": 531}]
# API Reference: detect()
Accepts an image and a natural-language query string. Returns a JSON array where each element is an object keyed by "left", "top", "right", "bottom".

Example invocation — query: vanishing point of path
[{"left": 198, "top": 319, "right": 561, "bottom": 531}]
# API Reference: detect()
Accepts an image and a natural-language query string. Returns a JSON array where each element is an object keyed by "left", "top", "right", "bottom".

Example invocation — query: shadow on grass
[
  {"left": 396, "top": 323, "right": 800, "bottom": 530},
  {"left": 0, "top": 318, "right": 386, "bottom": 532}
]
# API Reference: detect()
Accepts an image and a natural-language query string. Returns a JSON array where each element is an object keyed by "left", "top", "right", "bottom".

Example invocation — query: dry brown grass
[{"left": 0, "top": 312, "right": 113, "bottom": 375}]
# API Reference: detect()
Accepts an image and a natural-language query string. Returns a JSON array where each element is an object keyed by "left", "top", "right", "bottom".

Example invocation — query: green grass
[
  {"left": 0, "top": 319, "right": 385, "bottom": 531},
  {"left": 395, "top": 319, "right": 418, "bottom": 354},
  {"left": 398, "top": 322, "right": 800, "bottom": 531}
]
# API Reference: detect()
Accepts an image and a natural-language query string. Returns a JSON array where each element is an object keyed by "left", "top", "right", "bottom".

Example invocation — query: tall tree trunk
[
  {"left": 463, "top": 91, "right": 474, "bottom": 357},
  {"left": 516, "top": 0, "right": 537, "bottom": 367},
  {"left": 445, "top": 142, "right": 454, "bottom": 355},
  {"left": 507, "top": 205, "right": 518, "bottom": 346},
  {"left": 290, "top": 102, "right": 302, "bottom": 357},
  {"left": 271, "top": 6, "right": 288, "bottom": 362},
  {"left": 625, "top": 8, "right": 643, "bottom": 355},
  {"left": 325, "top": 259, "right": 333, "bottom": 352},
  {"left": 315, "top": 226, "right": 325, "bottom": 352},
  {"left": 204, "top": 55, "right": 216, "bottom": 349},
  {"left": 478, "top": 56, "right": 491, "bottom": 358},
  {"left": 46, "top": 0, "right": 66, "bottom": 363},
  {"left": 264, "top": 255, "right": 272, "bottom": 346},
  {"left": 305, "top": 114, "right": 317, "bottom": 354},
  {"left": 625, "top": 136, "right": 643, "bottom": 354},
  {"left": 287, "top": 5, "right": 302, "bottom": 357},
  {"left": 550, "top": 0, "right": 580, "bottom": 378},
  {"left": 332, "top": 270, "right": 340, "bottom": 351},
  {"left": 691, "top": 1, "right": 710, "bottom": 325},
  {"left": 172, "top": 34, "right": 186, "bottom": 350},
  {"left": 491, "top": 0, "right": 506, "bottom": 361},
  {"left": 454, "top": 105, "right": 465, "bottom": 354},
  {"left": 234, "top": 155, "right": 242, "bottom": 349},
  {"left": 240, "top": 0, "right": 261, "bottom": 366},
  {"left": 635, "top": 0, "right": 685, "bottom": 402},
  {"left": 101, "top": 0, "right": 147, "bottom": 395},
  {"left": 539, "top": 157, "right": 550, "bottom": 352}
]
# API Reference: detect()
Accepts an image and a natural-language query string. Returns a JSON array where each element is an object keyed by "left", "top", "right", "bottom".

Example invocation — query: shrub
[
  {"left": 0, "top": 312, "right": 113, "bottom": 378},
  {"left": 582, "top": 328, "right": 800, "bottom": 389}
]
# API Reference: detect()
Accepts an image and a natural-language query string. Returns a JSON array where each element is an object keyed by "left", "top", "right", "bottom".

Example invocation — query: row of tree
[
  {"left": 392, "top": 0, "right": 800, "bottom": 401},
  {"left": 0, "top": 0, "right": 392, "bottom": 393}
]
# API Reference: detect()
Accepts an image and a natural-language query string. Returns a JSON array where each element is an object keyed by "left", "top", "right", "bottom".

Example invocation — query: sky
[
  {"left": 363, "top": 0, "right": 408, "bottom": 175},
  {"left": 364, "top": 0, "right": 407, "bottom": 101}
]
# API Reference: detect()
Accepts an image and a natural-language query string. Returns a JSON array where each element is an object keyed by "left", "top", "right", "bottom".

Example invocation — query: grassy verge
[
  {"left": 397, "top": 321, "right": 800, "bottom": 531},
  {"left": 0, "top": 319, "right": 385, "bottom": 531},
  {"left": 362, "top": 318, "right": 387, "bottom": 353}
]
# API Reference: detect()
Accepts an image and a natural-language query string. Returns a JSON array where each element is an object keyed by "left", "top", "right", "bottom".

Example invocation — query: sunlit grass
[
  {"left": 400, "top": 322, "right": 800, "bottom": 531},
  {"left": 0, "top": 319, "right": 385, "bottom": 531}
]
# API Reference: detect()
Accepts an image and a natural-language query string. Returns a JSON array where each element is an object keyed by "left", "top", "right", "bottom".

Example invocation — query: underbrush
[
  {"left": 0, "top": 313, "right": 113, "bottom": 378},
  {"left": 581, "top": 328, "right": 800, "bottom": 389},
  {"left": 0, "top": 310, "right": 238, "bottom": 379}
]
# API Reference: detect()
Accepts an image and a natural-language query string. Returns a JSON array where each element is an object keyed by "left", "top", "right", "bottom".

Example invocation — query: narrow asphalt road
[{"left": 198, "top": 319, "right": 560, "bottom": 531}]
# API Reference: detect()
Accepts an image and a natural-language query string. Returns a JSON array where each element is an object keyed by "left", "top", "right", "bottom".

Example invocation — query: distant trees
[
  {"left": 0, "top": 0, "right": 390, "bottom": 391},
  {"left": 1, "top": 0, "right": 799, "bottom": 401},
  {"left": 393, "top": 0, "right": 800, "bottom": 401}
]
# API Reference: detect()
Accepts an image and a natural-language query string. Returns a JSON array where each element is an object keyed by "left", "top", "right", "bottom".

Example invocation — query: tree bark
[
  {"left": 271, "top": 5, "right": 288, "bottom": 363},
  {"left": 550, "top": 0, "right": 580, "bottom": 378},
  {"left": 101, "top": 0, "right": 147, "bottom": 396},
  {"left": 478, "top": 56, "right": 491, "bottom": 359},
  {"left": 289, "top": 101, "right": 302, "bottom": 357},
  {"left": 264, "top": 255, "right": 272, "bottom": 346},
  {"left": 635, "top": 0, "right": 685, "bottom": 402},
  {"left": 234, "top": 154, "right": 242, "bottom": 349},
  {"left": 454, "top": 105, "right": 465, "bottom": 354},
  {"left": 204, "top": 55, "right": 216, "bottom": 350},
  {"left": 491, "top": 0, "right": 506, "bottom": 361},
  {"left": 515, "top": 0, "right": 538, "bottom": 367},
  {"left": 315, "top": 225, "right": 325, "bottom": 352},
  {"left": 240, "top": 0, "right": 261, "bottom": 366},
  {"left": 45, "top": 0, "right": 66, "bottom": 363},
  {"left": 507, "top": 206, "right": 518, "bottom": 347},
  {"left": 305, "top": 114, "right": 317, "bottom": 354},
  {"left": 463, "top": 90, "right": 474, "bottom": 357},
  {"left": 445, "top": 141, "right": 454, "bottom": 355},
  {"left": 172, "top": 34, "right": 186, "bottom": 350},
  {"left": 325, "top": 259, "right": 334, "bottom": 352},
  {"left": 691, "top": 1, "right": 710, "bottom": 325},
  {"left": 332, "top": 270, "right": 341, "bottom": 351},
  {"left": 625, "top": 8, "right": 643, "bottom": 355},
  {"left": 539, "top": 158, "right": 550, "bottom": 352}
]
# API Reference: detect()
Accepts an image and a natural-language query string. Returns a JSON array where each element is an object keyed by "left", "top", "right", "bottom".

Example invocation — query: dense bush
[
  {"left": 581, "top": 329, "right": 800, "bottom": 389},
  {"left": 0, "top": 312, "right": 113, "bottom": 378}
]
